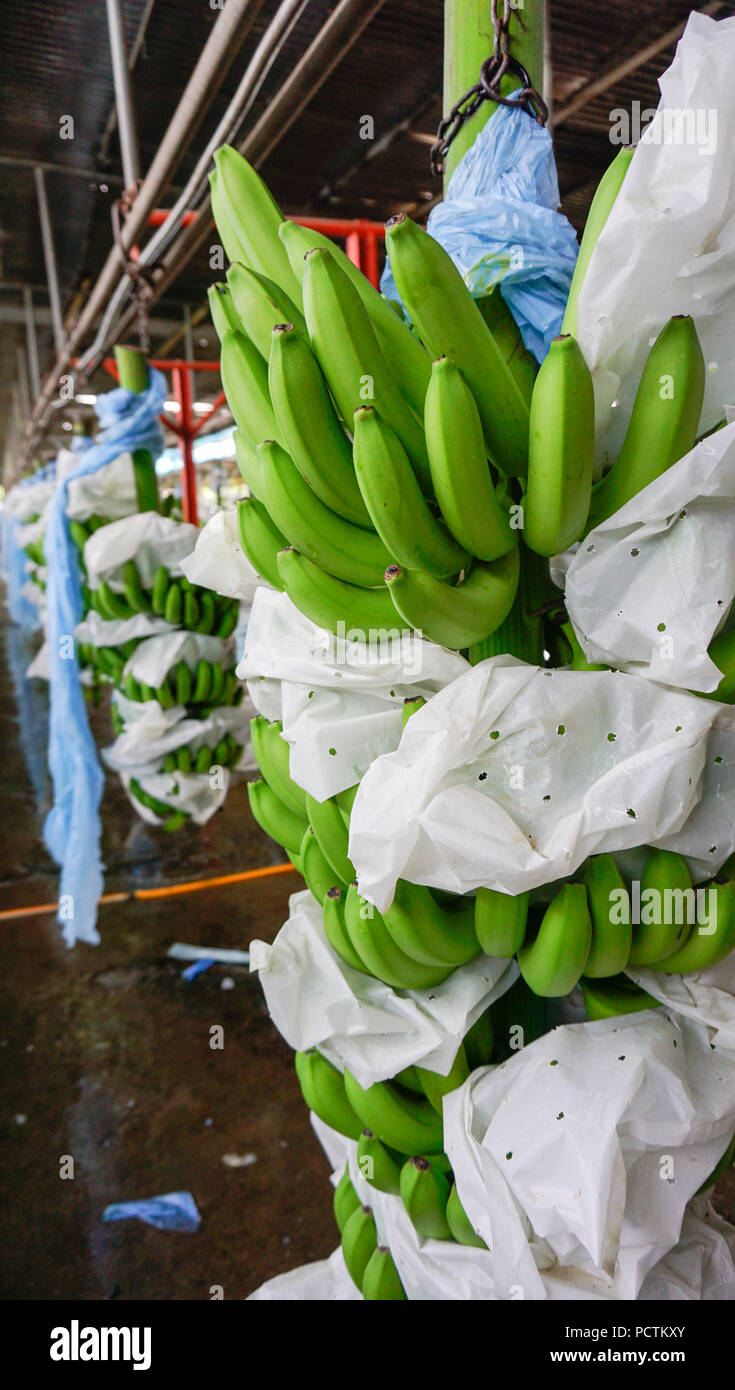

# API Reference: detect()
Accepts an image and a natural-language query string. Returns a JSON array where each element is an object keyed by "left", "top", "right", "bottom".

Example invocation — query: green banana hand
[
  {"left": 269, "top": 322, "right": 371, "bottom": 527},
  {"left": 361, "top": 1246, "right": 407, "bottom": 1300},
  {"left": 385, "top": 213, "right": 530, "bottom": 476},
  {"left": 333, "top": 1166, "right": 360, "bottom": 1234},
  {"left": 562, "top": 146, "right": 635, "bottom": 339},
  {"left": 385, "top": 545, "right": 519, "bottom": 651},
  {"left": 446, "top": 1184, "right": 487, "bottom": 1249},
  {"left": 580, "top": 977, "right": 661, "bottom": 1021},
  {"left": 353, "top": 405, "right": 468, "bottom": 578},
  {"left": 257, "top": 438, "right": 392, "bottom": 588},
  {"left": 424, "top": 355, "right": 516, "bottom": 561},
  {"left": 517, "top": 883, "right": 592, "bottom": 997},
  {"left": 400, "top": 1156, "right": 452, "bottom": 1240},
  {"left": 250, "top": 716, "right": 307, "bottom": 816},
  {"left": 524, "top": 334, "right": 595, "bottom": 557},
  {"left": 341, "top": 1204, "right": 378, "bottom": 1291},
  {"left": 343, "top": 1068, "right": 444, "bottom": 1155},
  {"left": 97, "top": 580, "right": 132, "bottom": 621},
  {"left": 294, "top": 1049, "right": 363, "bottom": 1140},
  {"left": 247, "top": 778, "right": 309, "bottom": 858},
  {"left": 582, "top": 855, "right": 632, "bottom": 978},
  {"left": 277, "top": 547, "right": 400, "bottom": 640},
  {"left": 381, "top": 880, "right": 478, "bottom": 968},
  {"left": 587, "top": 316, "right": 705, "bottom": 529},
  {"left": 628, "top": 850, "right": 693, "bottom": 966},
  {"left": 306, "top": 792, "right": 355, "bottom": 883},
  {"left": 302, "top": 246, "right": 431, "bottom": 492},
  {"left": 357, "top": 1129, "right": 403, "bottom": 1195},
  {"left": 474, "top": 887, "right": 529, "bottom": 958},
  {"left": 654, "top": 877, "right": 735, "bottom": 974},
  {"left": 213, "top": 146, "right": 302, "bottom": 301},
  {"left": 343, "top": 884, "right": 451, "bottom": 992}
]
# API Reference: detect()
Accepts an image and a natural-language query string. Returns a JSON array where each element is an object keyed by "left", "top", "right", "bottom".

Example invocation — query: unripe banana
[
  {"left": 195, "top": 745, "right": 213, "bottom": 774},
  {"left": 250, "top": 716, "right": 307, "bottom": 816},
  {"left": 209, "top": 167, "right": 252, "bottom": 268},
  {"left": 588, "top": 316, "right": 705, "bottom": 528},
  {"left": 353, "top": 405, "right": 468, "bottom": 578},
  {"left": 322, "top": 885, "right": 364, "bottom": 972},
  {"left": 361, "top": 1246, "right": 407, "bottom": 1300},
  {"left": 385, "top": 213, "right": 530, "bottom": 476},
  {"left": 234, "top": 431, "right": 265, "bottom": 498},
  {"left": 580, "top": 977, "right": 661, "bottom": 1021},
  {"left": 343, "top": 884, "right": 452, "bottom": 992},
  {"left": 164, "top": 580, "right": 182, "bottom": 627},
  {"left": 517, "top": 883, "right": 592, "bottom": 997},
  {"left": 400, "top": 1156, "right": 452, "bottom": 1240},
  {"left": 152, "top": 564, "right": 169, "bottom": 615},
  {"left": 294, "top": 1049, "right": 363, "bottom": 1140},
  {"left": 220, "top": 330, "right": 280, "bottom": 448},
  {"left": 237, "top": 496, "right": 288, "bottom": 598},
  {"left": 385, "top": 545, "right": 519, "bottom": 651},
  {"left": 446, "top": 1183, "right": 487, "bottom": 1249},
  {"left": 215, "top": 604, "right": 238, "bottom": 639},
  {"left": 357, "top": 1129, "right": 403, "bottom": 1195},
  {"left": 341, "top": 1204, "right": 378, "bottom": 1291},
  {"left": 306, "top": 791, "right": 355, "bottom": 884},
  {"left": 300, "top": 827, "right": 345, "bottom": 902},
  {"left": 424, "top": 356, "right": 516, "bottom": 561},
  {"left": 191, "top": 659, "right": 212, "bottom": 704},
  {"left": 628, "top": 849, "right": 693, "bottom": 966},
  {"left": 257, "top": 439, "right": 392, "bottom": 588},
  {"left": 174, "top": 661, "right": 192, "bottom": 706},
  {"left": 213, "top": 146, "right": 302, "bottom": 302},
  {"left": 183, "top": 590, "right": 199, "bottom": 629},
  {"left": 343, "top": 1068, "right": 444, "bottom": 1155},
  {"left": 394, "top": 1066, "right": 425, "bottom": 1093},
  {"left": 176, "top": 746, "right": 192, "bottom": 774},
  {"left": 524, "top": 334, "right": 595, "bottom": 557},
  {"left": 268, "top": 323, "right": 371, "bottom": 527},
  {"left": 277, "top": 547, "right": 400, "bottom": 640},
  {"left": 654, "top": 877, "right": 735, "bottom": 974},
  {"left": 582, "top": 854, "right": 632, "bottom": 978},
  {"left": 207, "top": 283, "right": 244, "bottom": 341},
  {"left": 162, "top": 752, "right": 177, "bottom": 774},
  {"left": 302, "top": 246, "right": 431, "bottom": 492},
  {"left": 227, "top": 262, "right": 307, "bottom": 358},
  {"left": 490, "top": 974, "right": 548, "bottom": 1060},
  {"left": 561, "top": 619, "right": 607, "bottom": 672},
  {"left": 247, "top": 778, "right": 309, "bottom": 858},
  {"left": 474, "top": 887, "right": 529, "bottom": 957},
  {"left": 333, "top": 1165, "right": 360, "bottom": 1234},
  {"left": 381, "top": 880, "right": 478, "bottom": 968},
  {"left": 562, "top": 145, "right": 635, "bottom": 339},
  {"left": 98, "top": 580, "right": 131, "bottom": 621},
  {"left": 278, "top": 217, "right": 431, "bottom": 420},
  {"left": 122, "top": 559, "right": 150, "bottom": 613},
  {"left": 415, "top": 1045, "right": 469, "bottom": 1116},
  {"left": 335, "top": 783, "right": 359, "bottom": 820}
]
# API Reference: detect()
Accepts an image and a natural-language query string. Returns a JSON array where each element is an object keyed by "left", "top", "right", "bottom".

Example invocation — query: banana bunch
[
  {"left": 119, "top": 658, "right": 241, "bottom": 713},
  {"left": 127, "top": 777, "right": 190, "bottom": 833},
  {"left": 86, "top": 561, "right": 239, "bottom": 637}
]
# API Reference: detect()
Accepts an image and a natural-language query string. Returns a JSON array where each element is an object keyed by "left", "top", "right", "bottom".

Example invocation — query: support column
[{"left": 173, "top": 364, "right": 198, "bottom": 527}]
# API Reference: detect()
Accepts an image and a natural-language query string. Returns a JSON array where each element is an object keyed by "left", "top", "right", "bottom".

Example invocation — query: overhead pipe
[
  {"left": 34, "top": 166, "right": 65, "bottom": 357},
  {"left": 23, "top": 287, "right": 41, "bottom": 399},
  {"left": 105, "top": 0, "right": 141, "bottom": 188}
]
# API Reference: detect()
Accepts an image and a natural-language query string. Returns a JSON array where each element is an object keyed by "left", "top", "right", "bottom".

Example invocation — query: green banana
[
  {"left": 446, "top": 1184, "right": 487, "bottom": 1249},
  {"left": 207, "top": 282, "right": 244, "bottom": 341},
  {"left": 588, "top": 316, "right": 705, "bottom": 528},
  {"left": 655, "top": 877, "right": 735, "bottom": 974},
  {"left": 234, "top": 430, "right": 265, "bottom": 498},
  {"left": 424, "top": 355, "right": 516, "bottom": 561},
  {"left": 257, "top": 439, "right": 392, "bottom": 588},
  {"left": 341, "top": 1204, "right": 378, "bottom": 1291},
  {"left": 477, "top": 286, "right": 538, "bottom": 404},
  {"left": 400, "top": 1156, "right": 452, "bottom": 1240},
  {"left": 381, "top": 879, "right": 478, "bottom": 968},
  {"left": 121, "top": 673, "right": 142, "bottom": 701},
  {"left": 122, "top": 559, "right": 150, "bottom": 614},
  {"left": 191, "top": 659, "right": 212, "bottom": 703},
  {"left": 69, "top": 519, "right": 90, "bottom": 554},
  {"left": 236, "top": 495, "right": 289, "bottom": 591},
  {"left": 250, "top": 716, "right": 307, "bottom": 816},
  {"left": 152, "top": 564, "right": 169, "bottom": 615},
  {"left": 581, "top": 977, "right": 661, "bottom": 1020},
  {"left": 213, "top": 737, "right": 230, "bottom": 766},
  {"left": 176, "top": 747, "right": 192, "bottom": 774},
  {"left": 164, "top": 581, "right": 182, "bottom": 626},
  {"left": 162, "top": 752, "right": 177, "bottom": 774},
  {"left": 183, "top": 591, "right": 199, "bottom": 629},
  {"left": 353, "top": 405, "right": 468, "bottom": 578},
  {"left": 209, "top": 167, "right": 252, "bottom": 268},
  {"left": 561, "top": 619, "right": 607, "bottom": 672},
  {"left": 385, "top": 213, "right": 530, "bottom": 476},
  {"left": 402, "top": 695, "right": 426, "bottom": 727},
  {"left": 517, "top": 884, "right": 592, "bottom": 997},
  {"left": 195, "top": 745, "right": 213, "bottom": 774},
  {"left": 705, "top": 628, "right": 735, "bottom": 703},
  {"left": 474, "top": 887, "right": 529, "bottom": 958},
  {"left": 213, "top": 146, "right": 302, "bottom": 302},
  {"left": 277, "top": 546, "right": 400, "bottom": 639},
  {"left": 490, "top": 975, "right": 548, "bottom": 1060},
  {"left": 294, "top": 1049, "right": 362, "bottom": 1140},
  {"left": 385, "top": 545, "right": 520, "bottom": 650},
  {"left": 335, "top": 783, "right": 359, "bottom": 820},
  {"left": 343, "top": 1068, "right": 444, "bottom": 1155},
  {"left": 220, "top": 329, "right": 280, "bottom": 448},
  {"left": 128, "top": 778, "right": 177, "bottom": 820},
  {"left": 248, "top": 778, "right": 308, "bottom": 858},
  {"left": 306, "top": 792, "right": 355, "bottom": 883},
  {"left": 394, "top": 1066, "right": 425, "bottom": 1094},
  {"left": 333, "top": 1166, "right": 360, "bottom": 1234},
  {"left": 227, "top": 261, "right": 307, "bottom": 359},
  {"left": 524, "top": 334, "right": 595, "bottom": 557},
  {"left": 174, "top": 662, "right": 192, "bottom": 705},
  {"left": 98, "top": 580, "right": 132, "bottom": 621},
  {"left": 156, "top": 680, "right": 175, "bottom": 710},
  {"left": 582, "top": 855, "right": 632, "bottom": 978},
  {"left": 268, "top": 322, "right": 371, "bottom": 527},
  {"left": 628, "top": 850, "right": 693, "bottom": 966},
  {"left": 302, "top": 247, "right": 431, "bottom": 492},
  {"left": 300, "top": 826, "right": 343, "bottom": 902},
  {"left": 196, "top": 590, "right": 217, "bottom": 635},
  {"left": 279, "top": 217, "right": 431, "bottom": 420},
  {"left": 562, "top": 145, "right": 635, "bottom": 339},
  {"left": 361, "top": 1246, "right": 407, "bottom": 1300},
  {"left": 322, "top": 885, "right": 365, "bottom": 972},
  {"left": 415, "top": 1045, "right": 469, "bottom": 1116},
  {"left": 357, "top": 1129, "right": 403, "bottom": 1195},
  {"left": 343, "top": 884, "right": 451, "bottom": 992},
  {"left": 215, "top": 604, "right": 239, "bottom": 639}
]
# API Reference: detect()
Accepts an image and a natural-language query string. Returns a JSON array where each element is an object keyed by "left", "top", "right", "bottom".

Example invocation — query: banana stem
[{"left": 114, "top": 344, "right": 160, "bottom": 513}]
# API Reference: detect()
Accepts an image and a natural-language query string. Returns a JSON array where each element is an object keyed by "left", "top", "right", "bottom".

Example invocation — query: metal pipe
[
  {"left": 101, "top": 0, "right": 156, "bottom": 163},
  {"left": 105, "top": 0, "right": 141, "bottom": 188},
  {"left": 34, "top": 166, "right": 65, "bottom": 357},
  {"left": 23, "top": 287, "right": 41, "bottom": 399},
  {"left": 16, "top": 348, "right": 31, "bottom": 426}
]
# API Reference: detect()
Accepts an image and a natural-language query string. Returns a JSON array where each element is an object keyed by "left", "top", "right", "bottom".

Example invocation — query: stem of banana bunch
[{"left": 114, "top": 343, "right": 160, "bottom": 513}]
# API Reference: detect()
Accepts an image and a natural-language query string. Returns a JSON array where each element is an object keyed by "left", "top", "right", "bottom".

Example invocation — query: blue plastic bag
[
  {"left": 1, "top": 511, "right": 42, "bottom": 630},
  {"left": 44, "top": 369, "right": 167, "bottom": 947},
  {"left": 103, "top": 1190, "right": 201, "bottom": 1233},
  {"left": 381, "top": 105, "right": 579, "bottom": 363}
]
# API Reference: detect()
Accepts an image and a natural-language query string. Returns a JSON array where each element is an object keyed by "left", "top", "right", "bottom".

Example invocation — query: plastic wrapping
[
  {"left": 125, "top": 630, "right": 235, "bottom": 689},
  {"left": 179, "top": 507, "right": 263, "bottom": 602},
  {"left": 83, "top": 510, "right": 199, "bottom": 590}
]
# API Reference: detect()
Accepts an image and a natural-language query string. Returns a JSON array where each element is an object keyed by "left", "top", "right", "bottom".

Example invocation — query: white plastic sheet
[
  {"left": 179, "top": 507, "right": 262, "bottom": 602},
  {"left": 238, "top": 587, "right": 469, "bottom": 801},
  {"left": 66, "top": 451, "right": 140, "bottom": 522},
  {"left": 103, "top": 698, "right": 254, "bottom": 776},
  {"left": 122, "top": 767, "right": 231, "bottom": 827},
  {"left": 84, "top": 511, "right": 199, "bottom": 589},
  {"left": 564, "top": 423, "right": 735, "bottom": 693},
  {"left": 125, "top": 630, "right": 235, "bottom": 688},
  {"left": 75, "top": 609, "right": 172, "bottom": 648},
  {"left": 348, "top": 656, "right": 735, "bottom": 910}
]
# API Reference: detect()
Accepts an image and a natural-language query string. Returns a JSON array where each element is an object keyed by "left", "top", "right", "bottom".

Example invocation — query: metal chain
[
  {"left": 431, "top": 0, "right": 549, "bottom": 178},
  {"left": 110, "top": 185, "right": 159, "bottom": 357}
]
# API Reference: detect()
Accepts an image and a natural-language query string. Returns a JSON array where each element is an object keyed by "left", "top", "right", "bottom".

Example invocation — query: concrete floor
[{"left": 1, "top": 592, "right": 733, "bottom": 1300}]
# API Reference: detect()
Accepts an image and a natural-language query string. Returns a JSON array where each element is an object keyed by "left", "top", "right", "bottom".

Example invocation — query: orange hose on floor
[{"left": 0, "top": 862, "right": 297, "bottom": 921}]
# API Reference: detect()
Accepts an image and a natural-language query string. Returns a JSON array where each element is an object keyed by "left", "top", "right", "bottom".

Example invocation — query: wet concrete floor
[{"left": 1, "top": 592, "right": 733, "bottom": 1300}]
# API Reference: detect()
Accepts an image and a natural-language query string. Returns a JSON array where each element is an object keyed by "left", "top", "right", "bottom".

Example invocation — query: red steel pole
[{"left": 172, "top": 363, "right": 198, "bottom": 526}]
